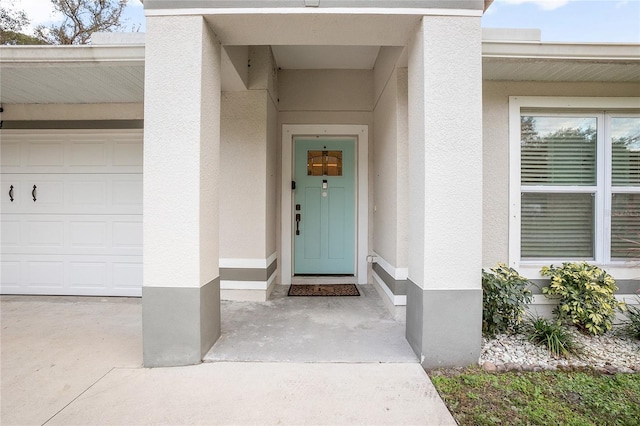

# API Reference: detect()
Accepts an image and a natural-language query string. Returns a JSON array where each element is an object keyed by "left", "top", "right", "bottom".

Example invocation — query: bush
[
  {"left": 624, "top": 296, "right": 640, "bottom": 340},
  {"left": 541, "top": 262, "right": 626, "bottom": 335},
  {"left": 526, "top": 316, "right": 580, "bottom": 358},
  {"left": 482, "top": 263, "right": 533, "bottom": 337}
]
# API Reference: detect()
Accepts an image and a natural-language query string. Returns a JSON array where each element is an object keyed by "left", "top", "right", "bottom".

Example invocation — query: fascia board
[
  {"left": 0, "top": 45, "right": 145, "bottom": 66},
  {"left": 483, "top": 41, "right": 640, "bottom": 62}
]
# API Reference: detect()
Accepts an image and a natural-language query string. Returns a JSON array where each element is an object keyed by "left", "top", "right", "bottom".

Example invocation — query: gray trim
[
  {"left": 142, "top": 277, "right": 220, "bottom": 368},
  {"left": 2, "top": 120, "right": 144, "bottom": 129},
  {"left": 220, "top": 259, "right": 278, "bottom": 282},
  {"left": 372, "top": 263, "right": 407, "bottom": 296},
  {"left": 406, "top": 280, "right": 482, "bottom": 369},
  {"left": 405, "top": 281, "right": 424, "bottom": 358},
  {"left": 528, "top": 279, "right": 639, "bottom": 295},
  {"left": 200, "top": 277, "right": 221, "bottom": 356},
  {"left": 144, "top": 0, "right": 483, "bottom": 10}
]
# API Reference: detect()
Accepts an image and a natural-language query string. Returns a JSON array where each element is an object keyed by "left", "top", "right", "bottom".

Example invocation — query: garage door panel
[
  {"left": 31, "top": 179, "right": 65, "bottom": 208},
  {"left": 1, "top": 220, "right": 20, "bottom": 247},
  {"left": 0, "top": 261, "right": 21, "bottom": 288},
  {"left": 28, "top": 141, "right": 65, "bottom": 168},
  {"left": 28, "top": 220, "right": 64, "bottom": 247},
  {"left": 112, "top": 221, "right": 142, "bottom": 248},
  {"left": 1, "top": 178, "right": 25, "bottom": 211},
  {"left": 28, "top": 260, "right": 64, "bottom": 287},
  {"left": 71, "top": 180, "right": 107, "bottom": 207},
  {"left": 112, "top": 178, "right": 142, "bottom": 206},
  {"left": 113, "top": 139, "right": 143, "bottom": 166},
  {"left": 112, "top": 261, "right": 143, "bottom": 290},
  {"left": 70, "top": 221, "right": 107, "bottom": 247},
  {"left": 1, "top": 254, "right": 142, "bottom": 296},
  {"left": 2, "top": 214, "right": 141, "bottom": 256},
  {"left": 2, "top": 174, "right": 141, "bottom": 214},
  {"left": 1, "top": 129, "right": 143, "bottom": 174},
  {"left": 69, "top": 261, "right": 107, "bottom": 288},
  {"left": 1, "top": 141, "right": 20, "bottom": 167},
  {"left": 70, "top": 141, "right": 108, "bottom": 167}
]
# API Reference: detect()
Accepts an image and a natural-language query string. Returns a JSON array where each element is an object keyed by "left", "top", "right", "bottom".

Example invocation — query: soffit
[
  {"left": 482, "top": 41, "right": 640, "bottom": 82},
  {"left": 204, "top": 13, "right": 424, "bottom": 46},
  {"left": 483, "top": 58, "right": 640, "bottom": 82},
  {"left": 0, "top": 45, "right": 146, "bottom": 104}
]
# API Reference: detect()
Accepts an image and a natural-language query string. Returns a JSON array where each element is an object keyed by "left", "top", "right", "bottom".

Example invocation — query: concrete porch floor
[
  {"left": 205, "top": 284, "right": 418, "bottom": 363},
  {"left": 0, "top": 285, "right": 455, "bottom": 425}
]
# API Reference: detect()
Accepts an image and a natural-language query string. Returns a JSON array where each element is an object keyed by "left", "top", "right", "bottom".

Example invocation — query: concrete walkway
[{"left": 1, "top": 287, "right": 456, "bottom": 425}]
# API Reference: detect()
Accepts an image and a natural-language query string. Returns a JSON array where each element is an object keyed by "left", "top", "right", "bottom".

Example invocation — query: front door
[{"left": 293, "top": 138, "right": 356, "bottom": 275}]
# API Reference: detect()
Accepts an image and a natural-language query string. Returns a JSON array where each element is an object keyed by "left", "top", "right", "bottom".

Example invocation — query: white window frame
[{"left": 508, "top": 96, "right": 640, "bottom": 280}]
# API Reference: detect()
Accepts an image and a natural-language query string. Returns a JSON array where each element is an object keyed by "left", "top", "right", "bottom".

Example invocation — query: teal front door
[{"left": 294, "top": 138, "right": 356, "bottom": 275}]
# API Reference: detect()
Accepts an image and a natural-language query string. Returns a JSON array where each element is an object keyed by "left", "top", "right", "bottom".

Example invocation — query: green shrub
[
  {"left": 482, "top": 263, "right": 533, "bottom": 337},
  {"left": 526, "top": 316, "right": 580, "bottom": 358},
  {"left": 540, "top": 262, "right": 626, "bottom": 335},
  {"left": 624, "top": 296, "right": 640, "bottom": 340}
]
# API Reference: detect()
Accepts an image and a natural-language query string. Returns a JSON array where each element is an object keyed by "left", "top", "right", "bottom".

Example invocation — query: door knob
[{"left": 296, "top": 213, "right": 301, "bottom": 235}]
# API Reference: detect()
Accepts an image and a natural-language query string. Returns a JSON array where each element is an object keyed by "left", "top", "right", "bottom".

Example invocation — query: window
[
  {"left": 510, "top": 97, "right": 639, "bottom": 267},
  {"left": 307, "top": 150, "right": 343, "bottom": 176}
]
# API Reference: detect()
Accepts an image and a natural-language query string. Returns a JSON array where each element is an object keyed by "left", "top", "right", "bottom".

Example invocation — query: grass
[{"left": 430, "top": 366, "right": 640, "bottom": 426}]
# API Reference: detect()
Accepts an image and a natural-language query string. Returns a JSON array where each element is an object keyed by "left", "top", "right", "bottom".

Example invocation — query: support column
[
  {"left": 406, "top": 15, "right": 483, "bottom": 369},
  {"left": 142, "top": 15, "right": 221, "bottom": 367}
]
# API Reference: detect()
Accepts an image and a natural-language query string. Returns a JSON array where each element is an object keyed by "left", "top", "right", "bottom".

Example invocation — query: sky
[
  {"left": 483, "top": 0, "right": 640, "bottom": 42},
  {"left": 8, "top": 0, "right": 145, "bottom": 33},
  {"left": 8, "top": 0, "right": 640, "bottom": 43}
]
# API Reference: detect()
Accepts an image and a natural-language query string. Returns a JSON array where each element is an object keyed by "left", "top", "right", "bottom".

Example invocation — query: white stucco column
[
  {"left": 406, "top": 15, "right": 483, "bottom": 368},
  {"left": 142, "top": 15, "right": 221, "bottom": 367}
]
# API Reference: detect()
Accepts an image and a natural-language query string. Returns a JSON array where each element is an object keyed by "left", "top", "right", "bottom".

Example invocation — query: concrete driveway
[{"left": 1, "top": 288, "right": 456, "bottom": 425}]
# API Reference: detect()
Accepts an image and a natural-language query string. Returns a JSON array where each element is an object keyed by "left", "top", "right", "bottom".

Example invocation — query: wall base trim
[
  {"left": 142, "top": 277, "right": 221, "bottom": 368},
  {"left": 406, "top": 280, "right": 481, "bottom": 369},
  {"left": 372, "top": 273, "right": 406, "bottom": 322}
]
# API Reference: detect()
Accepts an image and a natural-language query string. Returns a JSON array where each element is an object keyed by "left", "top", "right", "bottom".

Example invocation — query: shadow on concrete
[{"left": 205, "top": 284, "right": 418, "bottom": 363}]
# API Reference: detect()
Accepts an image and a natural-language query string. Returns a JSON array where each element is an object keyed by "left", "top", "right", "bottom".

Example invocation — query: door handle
[
  {"left": 9, "top": 185, "right": 14, "bottom": 202},
  {"left": 296, "top": 213, "right": 301, "bottom": 235},
  {"left": 32, "top": 185, "right": 37, "bottom": 202}
]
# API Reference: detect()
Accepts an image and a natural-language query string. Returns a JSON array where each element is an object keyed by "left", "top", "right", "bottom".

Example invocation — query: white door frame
[{"left": 281, "top": 124, "right": 369, "bottom": 285}]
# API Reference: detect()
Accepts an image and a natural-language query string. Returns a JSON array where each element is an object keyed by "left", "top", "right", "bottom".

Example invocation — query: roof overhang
[
  {"left": 1, "top": 38, "right": 638, "bottom": 105},
  {"left": 482, "top": 41, "right": 640, "bottom": 82},
  {"left": 0, "top": 45, "right": 145, "bottom": 104}
]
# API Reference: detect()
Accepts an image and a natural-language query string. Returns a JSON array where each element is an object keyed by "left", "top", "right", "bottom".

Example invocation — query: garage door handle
[
  {"left": 32, "top": 185, "right": 37, "bottom": 202},
  {"left": 9, "top": 185, "right": 14, "bottom": 202}
]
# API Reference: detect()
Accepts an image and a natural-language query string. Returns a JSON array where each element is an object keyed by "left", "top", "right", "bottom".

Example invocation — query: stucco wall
[
  {"left": 219, "top": 46, "right": 279, "bottom": 262},
  {"left": 482, "top": 81, "right": 640, "bottom": 267},
  {"left": 278, "top": 69, "right": 373, "bottom": 112},
  {"left": 372, "top": 67, "right": 408, "bottom": 269},
  {"left": 266, "top": 92, "right": 279, "bottom": 257},
  {"left": 220, "top": 90, "right": 270, "bottom": 259},
  {"left": 373, "top": 68, "right": 399, "bottom": 265}
]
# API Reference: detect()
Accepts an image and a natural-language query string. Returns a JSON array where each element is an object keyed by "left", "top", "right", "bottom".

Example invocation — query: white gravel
[{"left": 479, "top": 329, "right": 640, "bottom": 373}]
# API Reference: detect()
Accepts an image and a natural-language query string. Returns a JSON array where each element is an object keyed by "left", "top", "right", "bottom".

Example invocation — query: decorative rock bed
[{"left": 479, "top": 329, "right": 640, "bottom": 374}]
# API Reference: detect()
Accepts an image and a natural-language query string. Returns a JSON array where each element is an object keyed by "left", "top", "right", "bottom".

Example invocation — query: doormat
[{"left": 288, "top": 284, "right": 360, "bottom": 297}]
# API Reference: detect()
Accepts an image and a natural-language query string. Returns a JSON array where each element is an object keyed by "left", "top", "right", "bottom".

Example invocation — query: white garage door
[{"left": 1, "top": 129, "right": 143, "bottom": 296}]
